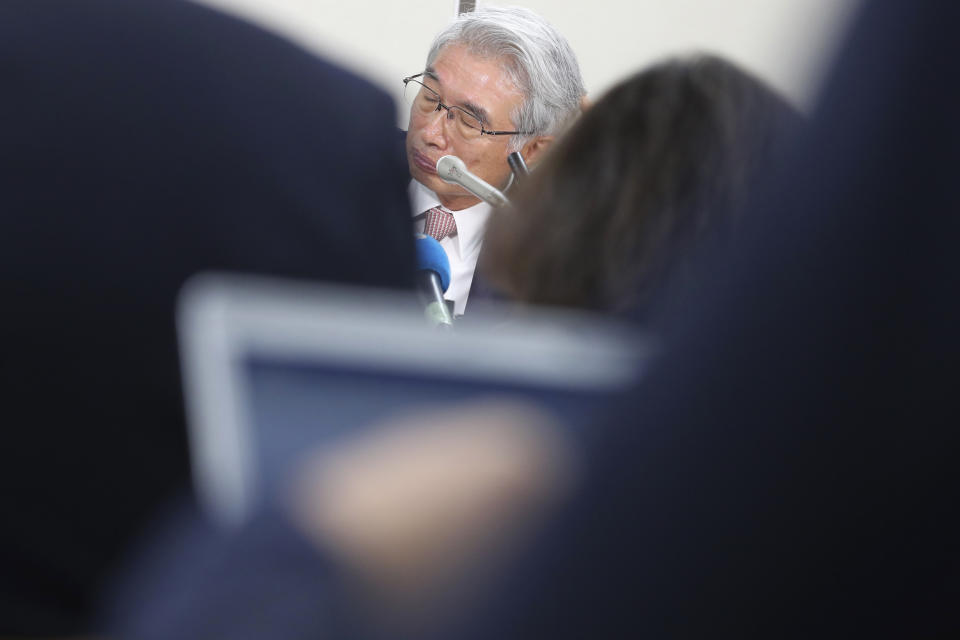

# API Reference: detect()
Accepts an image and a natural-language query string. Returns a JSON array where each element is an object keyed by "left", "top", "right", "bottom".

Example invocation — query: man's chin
[
  {"left": 410, "top": 168, "right": 445, "bottom": 193},
  {"left": 409, "top": 167, "right": 480, "bottom": 207}
]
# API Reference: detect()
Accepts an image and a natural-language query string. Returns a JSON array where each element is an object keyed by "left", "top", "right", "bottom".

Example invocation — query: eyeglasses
[{"left": 402, "top": 73, "right": 533, "bottom": 141}]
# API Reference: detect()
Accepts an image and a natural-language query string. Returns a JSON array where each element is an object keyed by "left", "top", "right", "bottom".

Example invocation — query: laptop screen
[{"left": 177, "top": 274, "right": 651, "bottom": 528}]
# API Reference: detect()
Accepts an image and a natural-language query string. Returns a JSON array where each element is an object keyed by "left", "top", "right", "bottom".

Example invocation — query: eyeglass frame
[{"left": 402, "top": 73, "right": 534, "bottom": 138}]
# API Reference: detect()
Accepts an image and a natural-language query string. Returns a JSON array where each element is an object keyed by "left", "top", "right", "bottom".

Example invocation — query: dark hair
[{"left": 482, "top": 54, "right": 802, "bottom": 313}]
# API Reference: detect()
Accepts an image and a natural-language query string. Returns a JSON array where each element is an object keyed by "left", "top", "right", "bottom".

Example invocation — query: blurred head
[
  {"left": 405, "top": 6, "right": 585, "bottom": 211},
  {"left": 483, "top": 54, "right": 802, "bottom": 312}
]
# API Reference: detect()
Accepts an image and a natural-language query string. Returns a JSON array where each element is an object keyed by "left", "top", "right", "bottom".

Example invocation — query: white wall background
[{"left": 196, "top": 0, "right": 861, "bottom": 124}]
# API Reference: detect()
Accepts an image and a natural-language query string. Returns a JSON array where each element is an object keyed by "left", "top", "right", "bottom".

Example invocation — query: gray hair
[{"left": 426, "top": 5, "right": 585, "bottom": 151}]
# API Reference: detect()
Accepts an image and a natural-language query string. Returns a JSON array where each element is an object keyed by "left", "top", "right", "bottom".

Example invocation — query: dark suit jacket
[{"left": 0, "top": 0, "right": 413, "bottom": 634}]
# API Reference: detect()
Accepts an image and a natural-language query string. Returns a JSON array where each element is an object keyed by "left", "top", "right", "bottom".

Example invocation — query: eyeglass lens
[{"left": 404, "top": 80, "right": 483, "bottom": 140}]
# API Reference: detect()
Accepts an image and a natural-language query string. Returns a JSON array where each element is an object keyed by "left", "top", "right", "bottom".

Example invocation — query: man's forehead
[
  {"left": 424, "top": 66, "right": 493, "bottom": 123},
  {"left": 426, "top": 46, "right": 514, "bottom": 91}
]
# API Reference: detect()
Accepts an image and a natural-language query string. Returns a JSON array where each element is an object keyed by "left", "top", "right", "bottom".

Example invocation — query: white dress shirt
[{"left": 409, "top": 179, "right": 492, "bottom": 316}]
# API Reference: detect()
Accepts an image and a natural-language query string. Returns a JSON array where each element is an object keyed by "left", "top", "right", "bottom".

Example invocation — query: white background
[{"left": 195, "top": 0, "right": 862, "bottom": 124}]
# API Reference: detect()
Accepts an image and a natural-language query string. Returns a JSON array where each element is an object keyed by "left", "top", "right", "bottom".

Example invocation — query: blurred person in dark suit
[
  {"left": 481, "top": 53, "right": 801, "bottom": 319},
  {"left": 0, "top": 0, "right": 413, "bottom": 635},
  {"left": 102, "top": 1, "right": 958, "bottom": 639},
  {"left": 457, "top": 1, "right": 960, "bottom": 637}
]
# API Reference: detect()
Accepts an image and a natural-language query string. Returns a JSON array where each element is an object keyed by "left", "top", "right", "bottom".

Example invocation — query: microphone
[
  {"left": 507, "top": 151, "right": 529, "bottom": 185},
  {"left": 436, "top": 155, "right": 510, "bottom": 208},
  {"left": 414, "top": 234, "right": 455, "bottom": 328}
]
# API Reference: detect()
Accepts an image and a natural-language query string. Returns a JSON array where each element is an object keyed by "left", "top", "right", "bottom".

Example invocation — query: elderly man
[{"left": 404, "top": 6, "right": 585, "bottom": 315}]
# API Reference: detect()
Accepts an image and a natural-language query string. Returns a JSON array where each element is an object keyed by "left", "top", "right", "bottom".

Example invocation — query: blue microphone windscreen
[{"left": 414, "top": 234, "right": 451, "bottom": 292}]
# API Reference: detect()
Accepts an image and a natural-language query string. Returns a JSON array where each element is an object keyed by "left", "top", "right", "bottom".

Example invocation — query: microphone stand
[{"left": 507, "top": 151, "right": 529, "bottom": 185}]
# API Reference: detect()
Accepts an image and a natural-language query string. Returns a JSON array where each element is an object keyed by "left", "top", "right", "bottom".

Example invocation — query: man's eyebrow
[
  {"left": 461, "top": 101, "right": 490, "bottom": 125},
  {"left": 423, "top": 68, "right": 440, "bottom": 83}
]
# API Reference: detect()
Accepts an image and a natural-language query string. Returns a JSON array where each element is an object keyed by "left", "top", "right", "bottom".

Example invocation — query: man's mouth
[{"left": 411, "top": 149, "right": 437, "bottom": 174}]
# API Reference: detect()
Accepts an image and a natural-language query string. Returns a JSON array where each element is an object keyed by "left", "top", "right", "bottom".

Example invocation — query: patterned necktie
[{"left": 423, "top": 206, "right": 457, "bottom": 241}]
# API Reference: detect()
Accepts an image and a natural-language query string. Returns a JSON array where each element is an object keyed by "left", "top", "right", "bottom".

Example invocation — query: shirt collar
[{"left": 409, "top": 179, "right": 492, "bottom": 260}]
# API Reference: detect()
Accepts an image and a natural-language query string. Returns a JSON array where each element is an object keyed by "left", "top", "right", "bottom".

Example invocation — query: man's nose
[{"left": 420, "top": 107, "right": 453, "bottom": 147}]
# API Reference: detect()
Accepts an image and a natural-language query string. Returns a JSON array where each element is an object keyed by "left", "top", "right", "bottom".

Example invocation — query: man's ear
[{"left": 519, "top": 135, "right": 554, "bottom": 167}]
